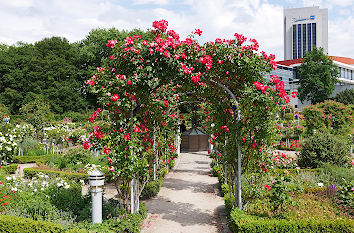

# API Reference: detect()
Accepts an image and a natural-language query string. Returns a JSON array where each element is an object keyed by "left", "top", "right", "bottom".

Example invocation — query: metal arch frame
[
  {"left": 177, "top": 86, "right": 242, "bottom": 210},
  {"left": 213, "top": 81, "right": 242, "bottom": 210}
]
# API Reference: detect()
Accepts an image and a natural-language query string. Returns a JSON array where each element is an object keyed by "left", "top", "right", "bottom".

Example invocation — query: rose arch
[{"left": 84, "top": 20, "right": 295, "bottom": 213}]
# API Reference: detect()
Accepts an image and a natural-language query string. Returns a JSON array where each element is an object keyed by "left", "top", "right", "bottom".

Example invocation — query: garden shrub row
[
  {"left": 0, "top": 214, "right": 63, "bottom": 233},
  {"left": 140, "top": 178, "right": 163, "bottom": 200},
  {"left": 14, "top": 155, "right": 51, "bottom": 164},
  {"left": 269, "top": 168, "right": 321, "bottom": 176},
  {"left": 0, "top": 164, "right": 18, "bottom": 174},
  {"left": 23, "top": 168, "right": 88, "bottom": 182},
  {"left": 229, "top": 208, "right": 354, "bottom": 233}
]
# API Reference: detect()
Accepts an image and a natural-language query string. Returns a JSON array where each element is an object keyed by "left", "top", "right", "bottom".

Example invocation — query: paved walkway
[{"left": 141, "top": 151, "right": 230, "bottom": 233}]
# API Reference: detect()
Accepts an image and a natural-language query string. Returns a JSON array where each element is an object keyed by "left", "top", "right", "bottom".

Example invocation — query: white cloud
[
  {"left": 0, "top": 0, "right": 352, "bottom": 59},
  {"left": 133, "top": 0, "right": 169, "bottom": 5}
]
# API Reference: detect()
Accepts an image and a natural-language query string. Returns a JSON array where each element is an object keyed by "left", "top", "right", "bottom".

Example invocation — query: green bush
[
  {"left": 21, "top": 137, "right": 46, "bottom": 156},
  {"left": 0, "top": 214, "right": 64, "bottom": 233},
  {"left": 0, "top": 164, "right": 18, "bottom": 174},
  {"left": 229, "top": 208, "right": 354, "bottom": 233},
  {"left": 140, "top": 178, "right": 162, "bottom": 200},
  {"left": 48, "top": 147, "right": 90, "bottom": 171},
  {"left": 14, "top": 155, "right": 50, "bottom": 164},
  {"left": 46, "top": 182, "right": 86, "bottom": 217},
  {"left": 298, "top": 133, "right": 350, "bottom": 168},
  {"left": 23, "top": 168, "right": 88, "bottom": 182},
  {"left": 77, "top": 202, "right": 147, "bottom": 233}
]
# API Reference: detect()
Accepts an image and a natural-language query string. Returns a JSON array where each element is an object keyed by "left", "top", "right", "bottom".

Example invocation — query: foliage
[
  {"left": 48, "top": 147, "right": 91, "bottom": 171},
  {"left": 20, "top": 136, "right": 46, "bottom": 157},
  {"left": 297, "top": 47, "right": 339, "bottom": 104},
  {"left": 0, "top": 37, "right": 92, "bottom": 115},
  {"left": 302, "top": 100, "right": 353, "bottom": 136},
  {"left": 229, "top": 208, "right": 353, "bottom": 233},
  {"left": 298, "top": 132, "right": 350, "bottom": 168},
  {"left": 0, "top": 215, "right": 64, "bottom": 233},
  {"left": 14, "top": 155, "right": 50, "bottom": 164},
  {"left": 0, "top": 103, "right": 10, "bottom": 120},
  {"left": 268, "top": 175, "right": 293, "bottom": 214},
  {"left": 334, "top": 88, "right": 354, "bottom": 105},
  {"left": 0, "top": 164, "right": 18, "bottom": 174},
  {"left": 278, "top": 139, "right": 302, "bottom": 151},
  {"left": 23, "top": 168, "right": 88, "bottom": 182},
  {"left": 0, "top": 130, "right": 17, "bottom": 165},
  {"left": 140, "top": 178, "right": 163, "bottom": 200},
  {"left": 19, "top": 96, "right": 54, "bottom": 135}
]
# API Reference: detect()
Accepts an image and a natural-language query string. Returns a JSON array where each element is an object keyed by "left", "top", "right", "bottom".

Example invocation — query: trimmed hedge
[
  {"left": 229, "top": 208, "right": 354, "bottom": 233},
  {"left": 140, "top": 178, "right": 163, "bottom": 200},
  {"left": 14, "top": 155, "right": 50, "bottom": 164},
  {"left": 0, "top": 214, "right": 63, "bottom": 233},
  {"left": 0, "top": 164, "right": 18, "bottom": 174},
  {"left": 23, "top": 168, "right": 88, "bottom": 182},
  {"left": 269, "top": 168, "right": 321, "bottom": 176}
]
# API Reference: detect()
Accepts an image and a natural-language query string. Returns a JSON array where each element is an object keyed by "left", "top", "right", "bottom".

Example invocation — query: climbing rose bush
[{"left": 85, "top": 19, "right": 293, "bottom": 211}]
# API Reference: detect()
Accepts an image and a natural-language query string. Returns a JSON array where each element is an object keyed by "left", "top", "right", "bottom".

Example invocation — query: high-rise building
[{"left": 284, "top": 6, "right": 328, "bottom": 60}]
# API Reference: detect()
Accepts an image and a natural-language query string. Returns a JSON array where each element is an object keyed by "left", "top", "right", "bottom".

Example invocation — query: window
[
  {"left": 298, "top": 24, "right": 302, "bottom": 58},
  {"left": 312, "top": 23, "right": 316, "bottom": 47},
  {"left": 302, "top": 24, "right": 307, "bottom": 55},
  {"left": 307, "top": 23, "right": 312, "bottom": 52},
  {"left": 292, "top": 25, "right": 297, "bottom": 59}
]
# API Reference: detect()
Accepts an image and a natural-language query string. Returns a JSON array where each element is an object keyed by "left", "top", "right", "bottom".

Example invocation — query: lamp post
[{"left": 88, "top": 167, "right": 105, "bottom": 224}]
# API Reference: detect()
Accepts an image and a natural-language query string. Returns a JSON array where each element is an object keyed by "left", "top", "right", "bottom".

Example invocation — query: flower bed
[{"left": 278, "top": 139, "right": 302, "bottom": 151}]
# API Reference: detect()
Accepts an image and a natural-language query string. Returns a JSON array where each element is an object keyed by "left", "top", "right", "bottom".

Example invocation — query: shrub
[
  {"left": 14, "top": 155, "right": 50, "bottom": 164},
  {"left": 140, "top": 178, "right": 162, "bottom": 200},
  {"left": 23, "top": 168, "right": 88, "bottom": 182},
  {"left": 298, "top": 132, "right": 350, "bottom": 168},
  {"left": 303, "top": 100, "right": 353, "bottom": 136},
  {"left": 0, "top": 164, "right": 18, "bottom": 174},
  {"left": 0, "top": 215, "right": 64, "bottom": 233},
  {"left": 229, "top": 208, "right": 354, "bottom": 233}
]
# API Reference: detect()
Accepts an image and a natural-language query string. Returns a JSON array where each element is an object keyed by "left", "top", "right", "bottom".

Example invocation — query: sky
[{"left": 0, "top": 0, "right": 353, "bottom": 60}]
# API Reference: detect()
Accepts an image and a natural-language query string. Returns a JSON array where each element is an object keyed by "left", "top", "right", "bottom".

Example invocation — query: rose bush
[{"left": 85, "top": 20, "right": 295, "bottom": 212}]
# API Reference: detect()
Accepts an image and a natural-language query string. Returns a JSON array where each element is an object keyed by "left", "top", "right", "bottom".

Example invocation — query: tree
[
  {"left": 19, "top": 96, "right": 54, "bottom": 138},
  {"left": 0, "top": 37, "right": 93, "bottom": 114},
  {"left": 298, "top": 47, "right": 339, "bottom": 104},
  {"left": 335, "top": 89, "right": 354, "bottom": 105}
]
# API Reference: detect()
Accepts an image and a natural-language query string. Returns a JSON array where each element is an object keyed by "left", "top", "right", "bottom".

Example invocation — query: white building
[
  {"left": 284, "top": 6, "right": 328, "bottom": 60},
  {"left": 271, "top": 57, "right": 354, "bottom": 110}
]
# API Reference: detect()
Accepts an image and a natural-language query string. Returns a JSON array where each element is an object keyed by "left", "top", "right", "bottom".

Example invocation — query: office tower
[{"left": 284, "top": 6, "right": 328, "bottom": 60}]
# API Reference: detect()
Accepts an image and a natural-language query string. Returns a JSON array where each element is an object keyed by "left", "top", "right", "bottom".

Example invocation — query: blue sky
[{"left": 0, "top": 0, "right": 353, "bottom": 60}]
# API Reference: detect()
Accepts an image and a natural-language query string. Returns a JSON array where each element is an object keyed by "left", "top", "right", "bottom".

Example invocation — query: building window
[
  {"left": 312, "top": 23, "right": 316, "bottom": 47},
  {"left": 292, "top": 25, "right": 297, "bottom": 59},
  {"left": 298, "top": 24, "right": 302, "bottom": 58},
  {"left": 307, "top": 23, "right": 312, "bottom": 52},
  {"left": 302, "top": 24, "right": 307, "bottom": 55}
]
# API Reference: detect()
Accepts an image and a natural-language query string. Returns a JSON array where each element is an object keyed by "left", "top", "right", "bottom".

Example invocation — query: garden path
[
  {"left": 141, "top": 151, "right": 230, "bottom": 233},
  {"left": 15, "top": 163, "right": 38, "bottom": 177}
]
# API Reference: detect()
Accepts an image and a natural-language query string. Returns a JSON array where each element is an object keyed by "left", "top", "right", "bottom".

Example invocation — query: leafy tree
[
  {"left": 0, "top": 37, "right": 91, "bottom": 114},
  {"left": 19, "top": 96, "right": 54, "bottom": 137},
  {"left": 298, "top": 47, "right": 339, "bottom": 104},
  {"left": 335, "top": 89, "right": 354, "bottom": 105}
]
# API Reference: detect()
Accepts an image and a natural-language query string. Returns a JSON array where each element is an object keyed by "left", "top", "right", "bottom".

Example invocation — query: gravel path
[{"left": 141, "top": 151, "right": 230, "bottom": 233}]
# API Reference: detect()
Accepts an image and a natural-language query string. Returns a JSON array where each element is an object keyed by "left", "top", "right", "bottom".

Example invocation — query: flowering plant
[
  {"left": 85, "top": 19, "right": 295, "bottom": 212},
  {"left": 0, "top": 131, "right": 17, "bottom": 165}
]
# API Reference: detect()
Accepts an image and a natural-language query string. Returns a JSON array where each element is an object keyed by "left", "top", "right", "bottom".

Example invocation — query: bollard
[{"left": 88, "top": 167, "right": 105, "bottom": 224}]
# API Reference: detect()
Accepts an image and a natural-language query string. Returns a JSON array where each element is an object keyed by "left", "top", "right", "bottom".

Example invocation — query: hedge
[
  {"left": 0, "top": 164, "right": 18, "bottom": 174},
  {"left": 140, "top": 178, "right": 163, "bottom": 200},
  {"left": 269, "top": 168, "right": 321, "bottom": 176},
  {"left": 23, "top": 168, "right": 88, "bottom": 182},
  {"left": 0, "top": 214, "right": 64, "bottom": 233},
  {"left": 14, "top": 155, "right": 50, "bottom": 164},
  {"left": 229, "top": 208, "right": 354, "bottom": 233}
]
